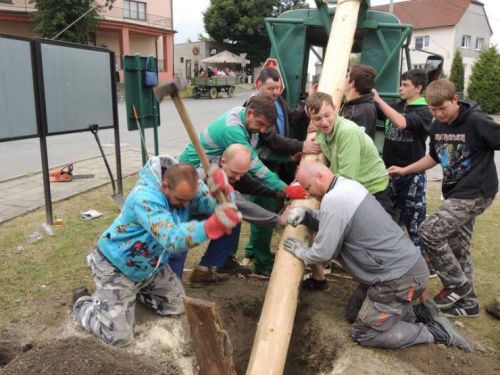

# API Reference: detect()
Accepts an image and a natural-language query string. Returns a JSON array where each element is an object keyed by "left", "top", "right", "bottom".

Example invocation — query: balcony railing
[
  {"left": 0, "top": 2, "right": 172, "bottom": 30},
  {"left": 0, "top": 1, "right": 35, "bottom": 13},
  {"left": 102, "top": 6, "right": 172, "bottom": 30}
]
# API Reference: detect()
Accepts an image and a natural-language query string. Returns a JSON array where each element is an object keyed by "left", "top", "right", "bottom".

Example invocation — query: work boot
[
  {"left": 302, "top": 275, "right": 329, "bottom": 291},
  {"left": 433, "top": 281, "right": 472, "bottom": 309},
  {"left": 190, "top": 265, "right": 230, "bottom": 288},
  {"left": 426, "top": 314, "right": 473, "bottom": 352},
  {"left": 217, "top": 256, "right": 252, "bottom": 276},
  {"left": 414, "top": 299, "right": 443, "bottom": 324},
  {"left": 72, "top": 286, "right": 90, "bottom": 305},
  {"left": 485, "top": 297, "right": 500, "bottom": 320}
]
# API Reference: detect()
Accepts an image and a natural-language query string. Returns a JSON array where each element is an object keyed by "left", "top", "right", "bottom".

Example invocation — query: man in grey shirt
[{"left": 282, "top": 160, "right": 472, "bottom": 351}]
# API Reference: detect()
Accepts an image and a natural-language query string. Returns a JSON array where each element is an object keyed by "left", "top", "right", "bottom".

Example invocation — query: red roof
[{"left": 371, "top": 0, "right": 486, "bottom": 30}]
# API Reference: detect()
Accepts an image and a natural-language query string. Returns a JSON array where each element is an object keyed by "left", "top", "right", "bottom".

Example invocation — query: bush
[
  {"left": 467, "top": 47, "right": 500, "bottom": 113},
  {"left": 449, "top": 49, "right": 464, "bottom": 93}
]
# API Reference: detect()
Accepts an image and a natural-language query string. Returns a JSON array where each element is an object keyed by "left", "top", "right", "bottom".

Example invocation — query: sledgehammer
[{"left": 154, "top": 78, "right": 226, "bottom": 203}]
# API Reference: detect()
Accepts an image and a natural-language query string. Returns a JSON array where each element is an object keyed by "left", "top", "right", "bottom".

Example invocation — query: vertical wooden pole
[{"left": 246, "top": 1, "right": 361, "bottom": 374}]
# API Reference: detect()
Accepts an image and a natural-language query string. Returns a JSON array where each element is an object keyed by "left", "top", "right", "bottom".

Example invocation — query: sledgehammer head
[{"left": 153, "top": 77, "right": 188, "bottom": 103}]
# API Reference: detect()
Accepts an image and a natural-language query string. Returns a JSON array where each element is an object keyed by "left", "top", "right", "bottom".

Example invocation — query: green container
[{"left": 123, "top": 55, "right": 160, "bottom": 131}]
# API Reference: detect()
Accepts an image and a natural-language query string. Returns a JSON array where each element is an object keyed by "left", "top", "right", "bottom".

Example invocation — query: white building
[{"left": 372, "top": 0, "right": 492, "bottom": 89}]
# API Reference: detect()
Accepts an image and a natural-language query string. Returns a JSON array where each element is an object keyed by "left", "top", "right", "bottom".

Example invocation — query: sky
[{"left": 173, "top": 0, "right": 500, "bottom": 46}]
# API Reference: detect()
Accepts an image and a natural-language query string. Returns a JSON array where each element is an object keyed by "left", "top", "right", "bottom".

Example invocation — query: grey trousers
[
  {"left": 74, "top": 249, "right": 185, "bottom": 346},
  {"left": 351, "top": 256, "right": 434, "bottom": 349},
  {"left": 419, "top": 196, "right": 493, "bottom": 305}
]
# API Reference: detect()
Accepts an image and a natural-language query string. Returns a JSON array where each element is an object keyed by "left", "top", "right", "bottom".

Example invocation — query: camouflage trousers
[
  {"left": 73, "top": 249, "right": 185, "bottom": 346},
  {"left": 351, "top": 256, "right": 434, "bottom": 349},
  {"left": 389, "top": 172, "right": 426, "bottom": 253},
  {"left": 419, "top": 196, "right": 493, "bottom": 306}
]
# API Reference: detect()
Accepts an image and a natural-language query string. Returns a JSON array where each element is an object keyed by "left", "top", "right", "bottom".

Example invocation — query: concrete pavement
[{"left": 0, "top": 148, "right": 144, "bottom": 223}]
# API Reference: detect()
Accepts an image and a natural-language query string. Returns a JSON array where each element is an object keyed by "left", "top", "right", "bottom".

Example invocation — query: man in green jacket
[
  {"left": 179, "top": 95, "right": 307, "bottom": 199},
  {"left": 303, "top": 91, "right": 392, "bottom": 291}
]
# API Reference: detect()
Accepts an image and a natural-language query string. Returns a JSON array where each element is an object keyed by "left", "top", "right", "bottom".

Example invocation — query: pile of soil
[{"left": 1, "top": 276, "right": 499, "bottom": 374}]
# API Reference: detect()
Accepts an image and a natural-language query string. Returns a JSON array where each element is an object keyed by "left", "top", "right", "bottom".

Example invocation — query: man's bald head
[
  {"left": 297, "top": 160, "right": 334, "bottom": 199},
  {"left": 221, "top": 144, "right": 252, "bottom": 183}
]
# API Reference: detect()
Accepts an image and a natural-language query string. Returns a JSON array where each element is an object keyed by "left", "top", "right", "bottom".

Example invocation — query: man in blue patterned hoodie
[{"left": 73, "top": 155, "right": 241, "bottom": 346}]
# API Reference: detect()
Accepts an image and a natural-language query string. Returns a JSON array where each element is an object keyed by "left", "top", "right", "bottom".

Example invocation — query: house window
[
  {"left": 475, "top": 37, "right": 484, "bottom": 50},
  {"left": 461, "top": 35, "right": 471, "bottom": 48},
  {"left": 415, "top": 35, "right": 430, "bottom": 49},
  {"left": 180, "top": 57, "right": 184, "bottom": 63},
  {"left": 123, "top": 1, "right": 146, "bottom": 21},
  {"left": 87, "top": 32, "right": 97, "bottom": 46}
]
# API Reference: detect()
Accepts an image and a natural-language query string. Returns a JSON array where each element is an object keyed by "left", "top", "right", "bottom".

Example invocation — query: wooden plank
[{"left": 184, "top": 297, "right": 237, "bottom": 375}]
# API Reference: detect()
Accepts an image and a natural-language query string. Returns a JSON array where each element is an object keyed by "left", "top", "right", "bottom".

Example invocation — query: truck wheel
[
  {"left": 228, "top": 86, "right": 235, "bottom": 98},
  {"left": 209, "top": 87, "right": 218, "bottom": 99},
  {"left": 192, "top": 87, "right": 201, "bottom": 99}
]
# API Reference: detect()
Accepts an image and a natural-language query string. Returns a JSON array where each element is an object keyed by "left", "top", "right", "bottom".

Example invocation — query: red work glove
[
  {"left": 206, "top": 164, "right": 229, "bottom": 196},
  {"left": 284, "top": 183, "right": 307, "bottom": 199},
  {"left": 293, "top": 152, "right": 303, "bottom": 163},
  {"left": 204, "top": 203, "right": 242, "bottom": 240}
]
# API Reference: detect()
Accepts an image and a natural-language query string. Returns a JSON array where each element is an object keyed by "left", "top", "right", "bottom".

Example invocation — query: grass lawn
[{"left": 0, "top": 177, "right": 498, "bottom": 354}]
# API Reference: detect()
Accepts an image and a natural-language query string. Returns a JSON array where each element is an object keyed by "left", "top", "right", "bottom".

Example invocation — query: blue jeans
[{"left": 168, "top": 223, "right": 241, "bottom": 278}]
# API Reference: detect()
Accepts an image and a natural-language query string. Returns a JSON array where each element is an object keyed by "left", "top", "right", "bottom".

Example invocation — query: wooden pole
[
  {"left": 246, "top": 1, "right": 361, "bottom": 374},
  {"left": 318, "top": 0, "right": 362, "bottom": 108}
]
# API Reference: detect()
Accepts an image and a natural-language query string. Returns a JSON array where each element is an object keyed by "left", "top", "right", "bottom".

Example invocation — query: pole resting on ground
[{"left": 246, "top": 1, "right": 362, "bottom": 374}]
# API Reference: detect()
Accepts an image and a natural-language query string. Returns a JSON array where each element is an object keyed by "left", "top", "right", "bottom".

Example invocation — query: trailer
[{"left": 191, "top": 76, "right": 237, "bottom": 99}]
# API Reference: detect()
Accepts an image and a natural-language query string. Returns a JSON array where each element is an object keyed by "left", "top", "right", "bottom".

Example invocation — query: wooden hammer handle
[{"left": 171, "top": 95, "right": 226, "bottom": 204}]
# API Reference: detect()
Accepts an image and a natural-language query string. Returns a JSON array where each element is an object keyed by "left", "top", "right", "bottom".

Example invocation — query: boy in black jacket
[
  {"left": 340, "top": 64, "right": 378, "bottom": 139},
  {"left": 388, "top": 79, "right": 500, "bottom": 318},
  {"left": 374, "top": 69, "right": 432, "bottom": 263}
]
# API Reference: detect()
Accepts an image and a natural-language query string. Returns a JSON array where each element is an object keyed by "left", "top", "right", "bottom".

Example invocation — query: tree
[
  {"left": 467, "top": 46, "right": 500, "bottom": 114},
  {"left": 31, "top": 0, "right": 114, "bottom": 44},
  {"left": 203, "top": 0, "right": 307, "bottom": 67},
  {"left": 449, "top": 49, "right": 464, "bottom": 93}
]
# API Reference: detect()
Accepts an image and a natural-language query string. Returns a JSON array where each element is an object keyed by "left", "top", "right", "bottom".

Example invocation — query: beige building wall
[
  {"left": 407, "top": 27, "right": 456, "bottom": 74},
  {"left": 0, "top": 21, "right": 35, "bottom": 37}
]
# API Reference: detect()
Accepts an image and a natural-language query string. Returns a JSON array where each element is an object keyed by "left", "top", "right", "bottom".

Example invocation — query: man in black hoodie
[
  {"left": 388, "top": 79, "right": 500, "bottom": 318},
  {"left": 374, "top": 69, "right": 432, "bottom": 266}
]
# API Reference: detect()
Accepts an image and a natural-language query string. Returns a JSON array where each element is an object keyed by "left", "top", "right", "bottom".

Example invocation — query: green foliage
[
  {"left": 449, "top": 49, "right": 464, "bottom": 93},
  {"left": 203, "top": 0, "right": 307, "bottom": 67},
  {"left": 468, "top": 46, "right": 500, "bottom": 113},
  {"left": 30, "top": 0, "right": 114, "bottom": 44}
]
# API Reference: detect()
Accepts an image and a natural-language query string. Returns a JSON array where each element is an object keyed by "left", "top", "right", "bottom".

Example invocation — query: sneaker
[
  {"left": 72, "top": 286, "right": 90, "bottom": 305},
  {"left": 414, "top": 299, "right": 443, "bottom": 324},
  {"left": 217, "top": 256, "right": 252, "bottom": 276},
  {"left": 426, "top": 315, "right": 473, "bottom": 352},
  {"left": 442, "top": 302, "right": 480, "bottom": 318},
  {"left": 190, "top": 265, "right": 230, "bottom": 288},
  {"left": 433, "top": 282, "right": 472, "bottom": 309},
  {"left": 302, "top": 276, "right": 329, "bottom": 291},
  {"left": 485, "top": 297, "right": 500, "bottom": 320}
]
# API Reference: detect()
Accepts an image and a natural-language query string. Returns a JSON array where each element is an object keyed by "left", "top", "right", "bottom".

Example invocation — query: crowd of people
[{"left": 72, "top": 63, "right": 499, "bottom": 352}]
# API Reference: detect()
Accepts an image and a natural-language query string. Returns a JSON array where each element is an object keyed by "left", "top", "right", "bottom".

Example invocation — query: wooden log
[
  {"left": 246, "top": 1, "right": 362, "bottom": 374},
  {"left": 184, "top": 297, "right": 237, "bottom": 375},
  {"left": 319, "top": 0, "right": 362, "bottom": 108}
]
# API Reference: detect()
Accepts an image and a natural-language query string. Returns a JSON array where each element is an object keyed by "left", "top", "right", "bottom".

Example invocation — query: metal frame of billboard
[{"left": 0, "top": 35, "right": 122, "bottom": 225}]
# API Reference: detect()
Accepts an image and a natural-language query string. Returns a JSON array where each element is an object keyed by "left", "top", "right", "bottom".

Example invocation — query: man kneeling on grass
[
  {"left": 73, "top": 156, "right": 240, "bottom": 346},
  {"left": 283, "top": 160, "right": 472, "bottom": 351}
]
